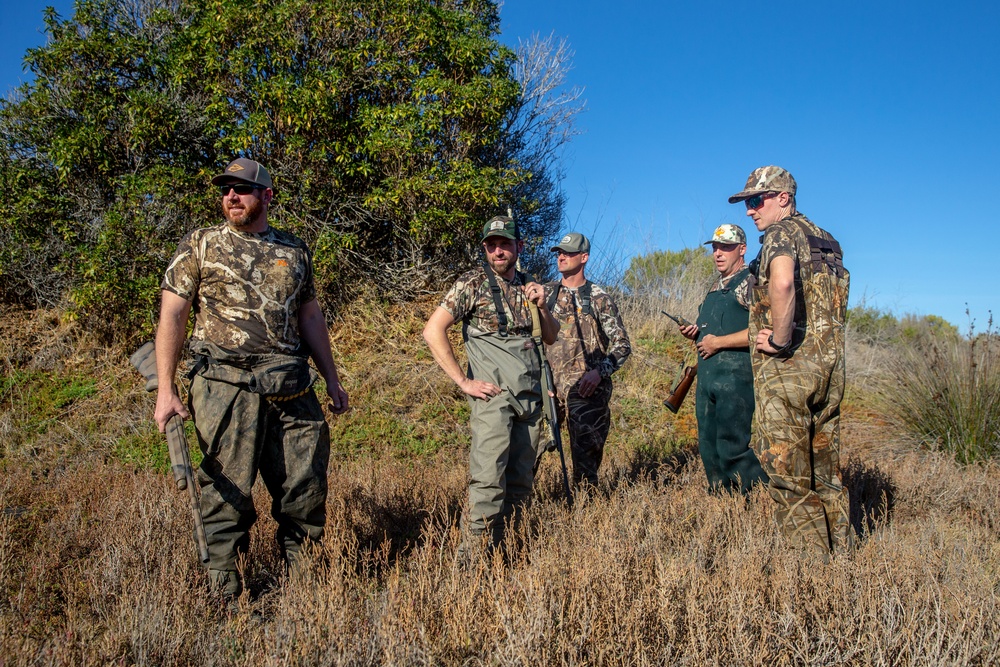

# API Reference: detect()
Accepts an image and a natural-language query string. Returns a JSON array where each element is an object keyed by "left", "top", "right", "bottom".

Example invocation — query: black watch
[{"left": 768, "top": 333, "right": 792, "bottom": 354}]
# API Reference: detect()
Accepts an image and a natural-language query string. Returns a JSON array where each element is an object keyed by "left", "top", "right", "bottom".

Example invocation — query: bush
[{"left": 879, "top": 314, "right": 999, "bottom": 463}]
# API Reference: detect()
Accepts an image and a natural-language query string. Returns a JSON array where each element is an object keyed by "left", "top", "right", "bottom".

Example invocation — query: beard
[
  {"left": 223, "top": 195, "right": 264, "bottom": 228},
  {"left": 487, "top": 252, "right": 517, "bottom": 276}
]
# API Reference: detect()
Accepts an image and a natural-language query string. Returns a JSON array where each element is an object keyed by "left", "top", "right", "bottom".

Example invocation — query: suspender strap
[
  {"left": 481, "top": 260, "right": 508, "bottom": 337},
  {"left": 547, "top": 280, "right": 593, "bottom": 316}
]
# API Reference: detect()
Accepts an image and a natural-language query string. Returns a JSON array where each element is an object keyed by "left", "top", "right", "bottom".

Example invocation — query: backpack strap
[{"left": 481, "top": 261, "right": 508, "bottom": 337}]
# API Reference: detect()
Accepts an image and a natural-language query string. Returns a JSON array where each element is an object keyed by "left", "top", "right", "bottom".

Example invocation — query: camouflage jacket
[
  {"left": 749, "top": 213, "right": 850, "bottom": 360},
  {"left": 440, "top": 266, "right": 534, "bottom": 338},
  {"left": 543, "top": 281, "right": 632, "bottom": 398},
  {"left": 162, "top": 224, "right": 316, "bottom": 356}
]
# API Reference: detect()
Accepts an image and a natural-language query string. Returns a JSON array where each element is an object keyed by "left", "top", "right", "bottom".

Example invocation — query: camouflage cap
[
  {"left": 481, "top": 215, "right": 519, "bottom": 241},
  {"left": 704, "top": 224, "right": 747, "bottom": 246},
  {"left": 211, "top": 158, "right": 273, "bottom": 189},
  {"left": 727, "top": 165, "right": 796, "bottom": 203},
  {"left": 551, "top": 232, "right": 590, "bottom": 254}
]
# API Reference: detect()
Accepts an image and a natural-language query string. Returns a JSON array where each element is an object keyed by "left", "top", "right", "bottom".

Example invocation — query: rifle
[
  {"left": 527, "top": 301, "right": 574, "bottom": 508},
  {"left": 130, "top": 342, "right": 210, "bottom": 563},
  {"left": 663, "top": 365, "right": 697, "bottom": 414},
  {"left": 661, "top": 310, "right": 694, "bottom": 328}
]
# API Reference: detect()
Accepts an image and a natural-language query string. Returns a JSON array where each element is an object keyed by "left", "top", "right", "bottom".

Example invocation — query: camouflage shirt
[
  {"left": 708, "top": 264, "right": 750, "bottom": 309},
  {"left": 543, "top": 281, "right": 632, "bottom": 398},
  {"left": 440, "top": 266, "right": 534, "bottom": 337},
  {"left": 749, "top": 213, "right": 850, "bottom": 357},
  {"left": 162, "top": 224, "right": 316, "bottom": 355}
]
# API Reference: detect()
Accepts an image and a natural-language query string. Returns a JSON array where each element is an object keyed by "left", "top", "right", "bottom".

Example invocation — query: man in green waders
[
  {"left": 423, "top": 215, "right": 558, "bottom": 561},
  {"left": 678, "top": 224, "right": 767, "bottom": 495}
]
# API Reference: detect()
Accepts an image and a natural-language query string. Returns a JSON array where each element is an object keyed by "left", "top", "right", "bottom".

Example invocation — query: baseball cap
[
  {"left": 704, "top": 224, "right": 747, "bottom": 246},
  {"left": 481, "top": 215, "right": 519, "bottom": 241},
  {"left": 551, "top": 232, "right": 590, "bottom": 254},
  {"left": 728, "top": 165, "right": 796, "bottom": 203},
  {"left": 211, "top": 158, "right": 273, "bottom": 189}
]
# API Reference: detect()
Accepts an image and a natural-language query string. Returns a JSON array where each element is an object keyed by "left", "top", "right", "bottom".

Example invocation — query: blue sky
[{"left": 3, "top": 1, "right": 997, "bottom": 329}]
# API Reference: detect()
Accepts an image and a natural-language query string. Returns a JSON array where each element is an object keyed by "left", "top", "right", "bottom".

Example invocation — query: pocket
[{"left": 252, "top": 356, "right": 316, "bottom": 397}]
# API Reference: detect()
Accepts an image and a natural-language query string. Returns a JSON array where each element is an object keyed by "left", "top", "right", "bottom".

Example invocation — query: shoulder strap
[
  {"left": 723, "top": 268, "right": 751, "bottom": 292},
  {"left": 546, "top": 281, "right": 561, "bottom": 313},
  {"left": 579, "top": 281, "right": 593, "bottom": 317},
  {"left": 481, "top": 261, "right": 508, "bottom": 337}
]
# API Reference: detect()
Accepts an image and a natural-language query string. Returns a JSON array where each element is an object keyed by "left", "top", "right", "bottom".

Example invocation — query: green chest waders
[{"left": 695, "top": 269, "right": 767, "bottom": 494}]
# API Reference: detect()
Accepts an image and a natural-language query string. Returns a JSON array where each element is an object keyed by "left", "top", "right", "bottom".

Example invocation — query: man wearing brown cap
[
  {"left": 154, "top": 157, "right": 349, "bottom": 598},
  {"left": 728, "top": 165, "right": 852, "bottom": 556},
  {"left": 423, "top": 215, "right": 558, "bottom": 559},
  {"left": 677, "top": 224, "right": 766, "bottom": 495},
  {"left": 542, "top": 232, "right": 631, "bottom": 487}
]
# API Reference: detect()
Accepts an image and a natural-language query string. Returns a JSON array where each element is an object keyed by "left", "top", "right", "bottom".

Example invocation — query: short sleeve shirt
[
  {"left": 439, "top": 267, "right": 534, "bottom": 337},
  {"left": 162, "top": 224, "right": 316, "bottom": 355}
]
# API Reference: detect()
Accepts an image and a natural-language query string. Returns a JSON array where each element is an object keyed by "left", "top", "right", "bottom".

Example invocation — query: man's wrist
[{"left": 767, "top": 333, "right": 792, "bottom": 353}]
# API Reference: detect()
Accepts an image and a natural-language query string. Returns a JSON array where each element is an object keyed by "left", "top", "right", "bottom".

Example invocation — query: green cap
[
  {"left": 211, "top": 158, "right": 273, "bottom": 189},
  {"left": 551, "top": 232, "right": 590, "bottom": 254},
  {"left": 481, "top": 215, "right": 519, "bottom": 241}
]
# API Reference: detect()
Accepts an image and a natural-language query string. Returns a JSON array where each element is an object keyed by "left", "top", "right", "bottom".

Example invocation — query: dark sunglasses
[
  {"left": 744, "top": 192, "right": 776, "bottom": 210},
  {"left": 219, "top": 183, "right": 263, "bottom": 196}
]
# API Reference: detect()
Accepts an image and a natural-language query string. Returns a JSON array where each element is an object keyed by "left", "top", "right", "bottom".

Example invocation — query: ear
[
  {"left": 580, "top": 252, "right": 590, "bottom": 265},
  {"left": 516, "top": 240, "right": 524, "bottom": 253},
  {"left": 739, "top": 244, "right": 747, "bottom": 258},
  {"left": 776, "top": 191, "right": 791, "bottom": 207},
  {"left": 262, "top": 188, "right": 274, "bottom": 205}
]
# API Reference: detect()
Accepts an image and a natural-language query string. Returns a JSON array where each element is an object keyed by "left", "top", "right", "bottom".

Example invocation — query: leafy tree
[
  {"left": 0, "top": 0, "right": 579, "bottom": 341},
  {"left": 623, "top": 247, "right": 714, "bottom": 299}
]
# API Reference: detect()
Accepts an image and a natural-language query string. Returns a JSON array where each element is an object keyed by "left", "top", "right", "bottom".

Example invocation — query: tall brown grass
[{"left": 1, "top": 298, "right": 998, "bottom": 666}]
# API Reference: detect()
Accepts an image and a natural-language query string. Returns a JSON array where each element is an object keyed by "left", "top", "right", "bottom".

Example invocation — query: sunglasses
[
  {"left": 745, "top": 192, "right": 776, "bottom": 210},
  {"left": 219, "top": 183, "right": 264, "bottom": 196}
]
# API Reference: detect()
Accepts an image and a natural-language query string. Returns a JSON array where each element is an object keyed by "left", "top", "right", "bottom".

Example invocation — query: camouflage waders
[
  {"left": 462, "top": 327, "right": 542, "bottom": 550},
  {"left": 556, "top": 381, "right": 612, "bottom": 487},
  {"left": 695, "top": 268, "right": 766, "bottom": 495},
  {"left": 750, "top": 213, "right": 852, "bottom": 555},
  {"left": 189, "top": 372, "right": 330, "bottom": 591}
]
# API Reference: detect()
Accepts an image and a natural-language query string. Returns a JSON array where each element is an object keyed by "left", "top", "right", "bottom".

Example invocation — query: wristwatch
[{"left": 767, "top": 333, "right": 792, "bottom": 355}]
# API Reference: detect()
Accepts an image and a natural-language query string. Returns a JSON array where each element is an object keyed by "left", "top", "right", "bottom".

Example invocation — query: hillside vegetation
[{"left": 1, "top": 286, "right": 997, "bottom": 665}]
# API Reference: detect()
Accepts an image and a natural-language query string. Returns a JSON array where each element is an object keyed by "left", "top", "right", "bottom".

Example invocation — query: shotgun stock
[
  {"left": 130, "top": 342, "right": 210, "bottom": 564},
  {"left": 663, "top": 365, "right": 697, "bottom": 413}
]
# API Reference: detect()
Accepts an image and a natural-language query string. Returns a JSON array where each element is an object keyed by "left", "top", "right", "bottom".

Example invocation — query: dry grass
[{"left": 1, "top": 300, "right": 998, "bottom": 666}]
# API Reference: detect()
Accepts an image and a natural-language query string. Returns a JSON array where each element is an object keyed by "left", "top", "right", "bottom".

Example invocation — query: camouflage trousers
[
  {"left": 752, "top": 352, "right": 853, "bottom": 555},
  {"left": 558, "top": 380, "right": 613, "bottom": 486},
  {"left": 463, "top": 387, "right": 541, "bottom": 550},
  {"left": 189, "top": 374, "right": 331, "bottom": 580}
]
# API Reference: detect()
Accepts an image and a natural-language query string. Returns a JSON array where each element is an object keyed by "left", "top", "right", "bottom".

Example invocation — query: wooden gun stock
[{"left": 663, "top": 365, "right": 697, "bottom": 413}]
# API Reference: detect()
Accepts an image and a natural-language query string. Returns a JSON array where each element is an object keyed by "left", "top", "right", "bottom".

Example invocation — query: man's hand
[
  {"left": 679, "top": 323, "right": 699, "bottom": 341},
  {"left": 459, "top": 377, "right": 502, "bottom": 401},
  {"left": 154, "top": 390, "right": 189, "bottom": 433},
  {"left": 755, "top": 327, "right": 788, "bottom": 355},
  {"left": 696, "top": 334, "right": 722, "bottom": 359},
  {"left": 326, "top": 380, "right": 350, "bottom": 415},
  {"left": 523, "top": 281, "right": 546, "bottom": 308},
  {"left": 576, "top": 368, "right": 602, "bottom": 398}
]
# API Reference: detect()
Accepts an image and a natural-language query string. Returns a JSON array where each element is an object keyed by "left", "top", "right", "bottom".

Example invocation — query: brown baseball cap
[
  {"left": 211, "top": 158, "right": 273, "bottom": 189},
  {"left": 728, "top": 165, "right": 796, "bottom": 203}
]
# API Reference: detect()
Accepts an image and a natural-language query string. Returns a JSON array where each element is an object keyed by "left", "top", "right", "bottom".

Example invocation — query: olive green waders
[
  {"left": 695, "top": 269, "right": 767, "bottom": 495},
  {"left": 189, "top": 373, "right": 330, "bottom": 595},
  {"left": 461, "top": 324, "right": 542, "bottom": 551}
]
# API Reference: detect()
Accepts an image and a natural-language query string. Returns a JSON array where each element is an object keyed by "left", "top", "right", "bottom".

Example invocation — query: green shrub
[{"left": 879, "top": 316, "right": 999, "bottom": 463}]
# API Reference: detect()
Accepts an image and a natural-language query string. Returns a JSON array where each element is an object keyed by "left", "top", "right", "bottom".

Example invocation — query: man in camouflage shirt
[
  {"left": 423, "top": 216, "right": 557, "bottom": 557},
  {"left": 729, "top": 165, "right": 852, "bottom": 556},
  {"left": 543, "top": 232, "right": 631, "bottom": 486},
  {"left": 155, "top": 158, "right": 349, "bottom": 598},
  {"left": 678, "top": 224, "right": 766, "bottom": 495}
]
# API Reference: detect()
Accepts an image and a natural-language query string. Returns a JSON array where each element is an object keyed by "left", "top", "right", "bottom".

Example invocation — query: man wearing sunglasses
[
  {"left": 541, "top": 232, "right": 631, "bottom": 488},
  {"left": 677, "top": 224, "right": 767, "bottom": 496},
  {"left": 154, "top": 157, "right": 349, "bottom": 600},
  {"left": 728, "top": 165, "right": 851, "bottom": 557}
]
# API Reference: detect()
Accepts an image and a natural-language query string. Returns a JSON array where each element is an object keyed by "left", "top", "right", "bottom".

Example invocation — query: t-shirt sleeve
[
  {"left": 761, "top": 224, "right": 798, "bottom": 279},
  {"left": 161, "top": 232, "right": 200, "bottom": 300}
]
